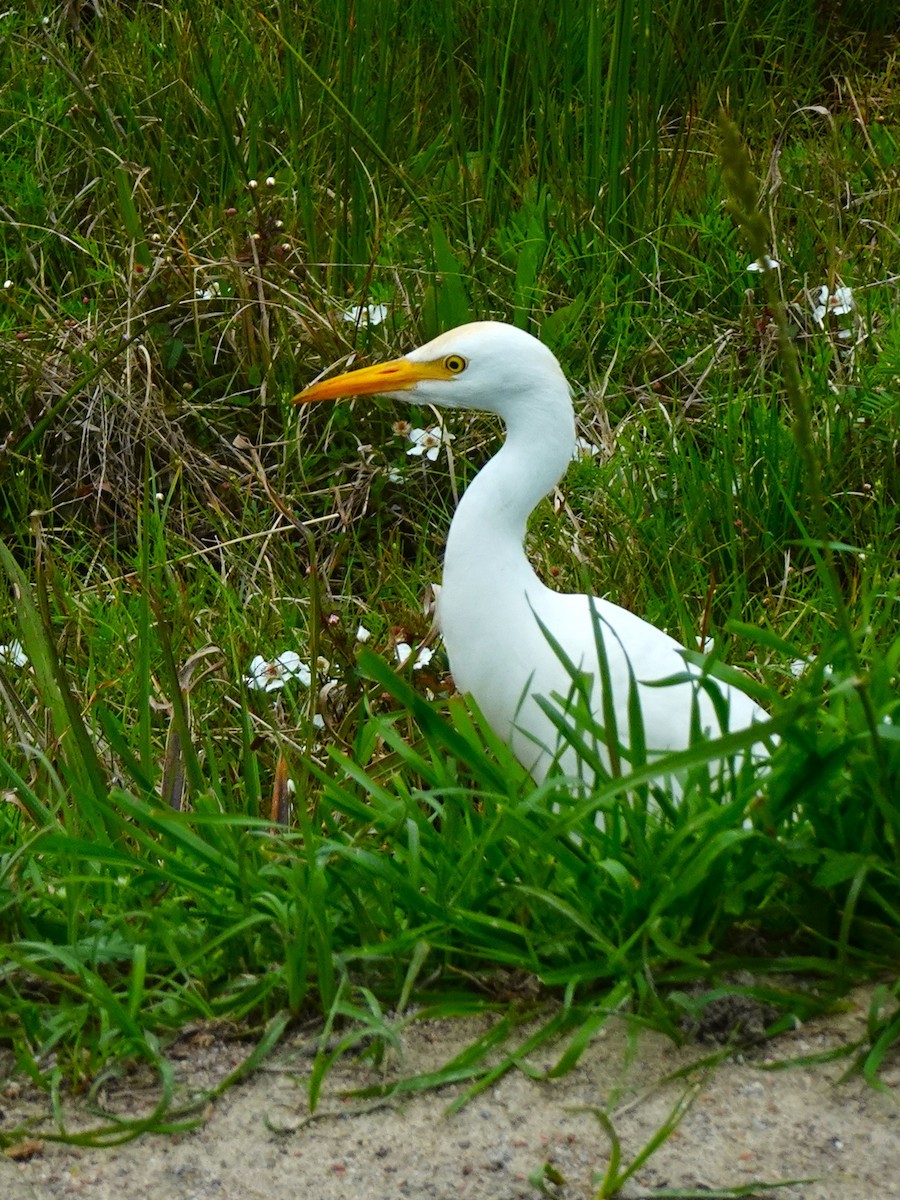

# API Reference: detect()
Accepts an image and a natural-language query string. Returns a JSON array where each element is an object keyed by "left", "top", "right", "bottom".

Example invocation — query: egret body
[{"left": 296, "top": 322, "right": 768, "bottom": 785}]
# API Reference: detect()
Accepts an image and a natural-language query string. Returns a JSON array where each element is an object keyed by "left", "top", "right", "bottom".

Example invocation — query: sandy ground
[{"left": 2, "top": 987, "right": 898, "bottom": 1200}]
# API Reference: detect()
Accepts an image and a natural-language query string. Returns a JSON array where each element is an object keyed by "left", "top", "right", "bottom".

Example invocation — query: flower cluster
[
  {"left": 811, "top": 285, "right": 854, "bottom": 329},
  {"left": 245, "top": 651, "right": 311, "bottom": 693},
  {"left": 385, "top": 422, "right": 455, "bottom": 480},
  {"left": 572, "top": 436, "right": 599, "bottom": 461},
  {"left": 341, "top": 303, "right": 389, "bottom": 326},
  {"left": 246, "top": 650, "right": 344, "bottom": 730},
  {"left": 406, "top": 425, "right": 454, "bottom": 461},
  {"left": 746, "top": 256, "right": 780, "bottom": 273},
  {"left": 744, "top": 258, "right": 858, "bottom": 345},
  {"left": 395, "top": 642, "right": 434, "bottom": 670}
]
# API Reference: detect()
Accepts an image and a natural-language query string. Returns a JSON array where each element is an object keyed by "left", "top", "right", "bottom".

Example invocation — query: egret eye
[{"left": 443, "top": 354, "right": 467, "bottom": 374}]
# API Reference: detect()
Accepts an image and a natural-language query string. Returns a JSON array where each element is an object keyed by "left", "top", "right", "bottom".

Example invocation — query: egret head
[{"left": 293, "top": 321, "right": 569, "bottom": 418}]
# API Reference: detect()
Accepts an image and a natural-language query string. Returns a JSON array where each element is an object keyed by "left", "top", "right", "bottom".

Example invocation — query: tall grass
[{"left": 1, "top": 0, "right": 898, "bottom": 1142}]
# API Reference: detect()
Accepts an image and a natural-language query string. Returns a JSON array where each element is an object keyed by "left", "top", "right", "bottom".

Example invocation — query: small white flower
[
  {"left": 811, "top": 285, "right": 854, "bottom": 326},
  {"left": 356, "top": 624, "right": 372, "bottom": 643},
  {"left": 572, "top": 436, "right": 599, "bottom": 460},
  {"left": 2, "top": 280, "right": 13, "bottom": 290},
  {"left": 395, "top": 642, "right": 434, "bottom": 670},
  {"left": 387, "top": 467, "right": 405, "bottom": 483},
  {"left": 246, "top": 651, "right": 311, "bottom": 693},
  {"left": 407, "top": 425, "right": 453, "bottom": 461},
  {"left": 341, "top": 303, "right": 389, "bottom": 326},
  {"left": 747, "top": 256, "right": 780, "bottom": 272},
  {"left": 830, "top": 286, "right": 854, "bottom": 314},
  {"left": 195, "top": 282, "right": 221, "bottom": 301},
  {"left": 789, "top": 656, "right": 834, "bottom": 679},
  {"left": 247, "top": 178, "right": 259, "bottom": 190},
  {"left": 265, "top": 176, "right": 276, "bottom": 187},
  {"left": 392, "top": 419, "right": 413, "bottom": 438},
  {"left": 0, "top": 640, "right": 28, "bottom": 667},
  {"left": 395, "top": 642, "right": 412, "bottom": 665}
]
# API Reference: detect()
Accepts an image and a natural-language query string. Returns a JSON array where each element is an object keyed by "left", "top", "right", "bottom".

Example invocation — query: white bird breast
[{"left": 439, "top": 570, "right": 768, "bottom": 792}]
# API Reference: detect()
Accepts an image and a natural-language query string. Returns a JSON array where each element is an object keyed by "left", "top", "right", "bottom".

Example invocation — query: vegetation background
[{"left": 0, "top": 0, "right": 898, "bottom": 1143}]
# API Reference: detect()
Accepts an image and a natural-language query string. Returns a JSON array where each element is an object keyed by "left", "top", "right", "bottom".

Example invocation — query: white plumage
[{"left": 296, "top": 321, "right": 769, "bottom": 786}]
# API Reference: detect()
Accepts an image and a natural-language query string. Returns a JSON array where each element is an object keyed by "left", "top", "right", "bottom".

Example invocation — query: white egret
[{"left": 295, "top": 321, "right": 769, "bottom": 787}]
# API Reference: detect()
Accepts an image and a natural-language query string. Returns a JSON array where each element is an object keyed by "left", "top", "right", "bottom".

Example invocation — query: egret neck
[{"left": 442, "top": 382, "right": 576, "bottom": 614}]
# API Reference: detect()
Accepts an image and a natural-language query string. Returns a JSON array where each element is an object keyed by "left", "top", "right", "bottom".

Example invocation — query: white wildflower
[
  {"left": 341, "top": 303, "right": 389, "bottom": 326},
  {"left": 572, "top": 436, "right": 599, "bottom": 460},
  {"left": 407, "top": 425, "right": 453, "bottom": 462},
  {"left": 0, "top": 639, "right": 27, "bottom": 667},
  {"left": 747, "top": 256, "right": 780, "bottom": 272},
  {"left": 811, "top": 285, "right": 854, "bottom": 327},
  {"left": 789, "top": 656, "right": 834, "bottom": 679},
  {"left": 395, "top": 642, "right": 434, "bottom": 670},
  {"left": 356, "top": 624, "right": 372, "bottom": 643},
  {"left": 246, "top": 651, "right": 311, "bottom": 693}
]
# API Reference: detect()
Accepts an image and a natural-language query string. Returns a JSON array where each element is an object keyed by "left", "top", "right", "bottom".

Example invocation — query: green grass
[{"left": 1, "top": 0, "right": 899, "bottom": 1160}]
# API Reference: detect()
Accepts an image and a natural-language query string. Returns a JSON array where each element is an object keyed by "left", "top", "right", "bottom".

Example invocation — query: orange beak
[{"left": 293, "top": 357, "right": 454, "bottom": 404}]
